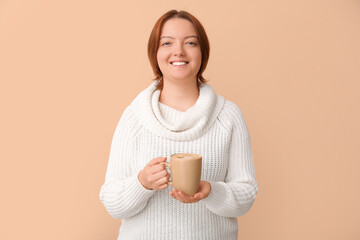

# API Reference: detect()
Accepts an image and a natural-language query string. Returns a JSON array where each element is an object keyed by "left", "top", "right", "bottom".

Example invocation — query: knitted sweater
[{"left": 99, "top": 81, "right": 258, "bottom": 240}]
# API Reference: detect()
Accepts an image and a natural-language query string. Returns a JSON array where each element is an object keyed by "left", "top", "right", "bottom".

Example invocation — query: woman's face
[{"left": 157, "top": 18, "right": 202, "bottom": 85}]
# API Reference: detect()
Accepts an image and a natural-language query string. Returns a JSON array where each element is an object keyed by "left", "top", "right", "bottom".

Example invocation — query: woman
[{"left": 100, "top": 9, "right": 258, "bottom": 240}]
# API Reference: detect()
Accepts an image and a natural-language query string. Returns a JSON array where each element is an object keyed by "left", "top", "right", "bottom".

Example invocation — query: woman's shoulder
[
  {"left": 223, "top": 100, "right": 245, "bottom": 117},
  {"left": 119, "top": 82, "right": 158, "bottom": 123},
  {"left": 217, "top": 99, "right": 248, "bottom": 131},
  {"left": 114, "top": 105, "right": 142, "bottom": 138}
]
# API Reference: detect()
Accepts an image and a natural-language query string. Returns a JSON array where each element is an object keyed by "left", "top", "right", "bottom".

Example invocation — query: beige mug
[{"left": 161, "top": 153, "right": 202, "bottom": 196}]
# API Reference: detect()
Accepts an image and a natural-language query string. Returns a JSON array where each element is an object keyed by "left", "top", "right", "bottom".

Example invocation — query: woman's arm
[
  {"left": 202, "top": 101, "right": 258, "bottom": 217},
  {"left": 99, "top": 107, "right": 155, "bottom": 219}
]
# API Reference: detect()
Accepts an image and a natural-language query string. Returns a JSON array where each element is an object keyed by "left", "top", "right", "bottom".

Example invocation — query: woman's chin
[{"left": 164, "top": 75, "right": 197, "bottom": 83}]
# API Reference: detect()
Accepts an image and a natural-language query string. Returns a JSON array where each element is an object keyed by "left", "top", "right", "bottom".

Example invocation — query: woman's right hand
[{"left": 138, "top": 157, "right": 170, "bottom": 191}]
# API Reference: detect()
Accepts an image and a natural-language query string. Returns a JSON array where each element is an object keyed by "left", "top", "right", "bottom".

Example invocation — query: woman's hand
[
  {"left": 138, "top": 157, "right": 170, "bottom": 191},
  {"left": 169, "top": 180, "right": 211, "bottom": 204}
]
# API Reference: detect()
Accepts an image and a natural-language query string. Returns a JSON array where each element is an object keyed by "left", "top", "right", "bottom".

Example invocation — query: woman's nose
[{"left": 173, "top": 44, "right": 186, "bottom": 56}]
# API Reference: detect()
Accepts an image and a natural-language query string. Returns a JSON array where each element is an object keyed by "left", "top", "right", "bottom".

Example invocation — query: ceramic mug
[{"left": 161, "top": 153, "right": 202, "bottom": 196}]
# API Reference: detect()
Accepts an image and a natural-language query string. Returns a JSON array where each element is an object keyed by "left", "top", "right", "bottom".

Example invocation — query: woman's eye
[
  {"left": 162, "top": 42, "right": 171, "bottom": 46},
  {"left": 187, "top": 42, "right": 197, "bottom": 46}
]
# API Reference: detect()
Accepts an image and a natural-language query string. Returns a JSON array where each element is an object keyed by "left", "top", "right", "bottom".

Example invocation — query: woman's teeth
[{"left": 171, "top": 62, "right": 188, "bottom": 66}]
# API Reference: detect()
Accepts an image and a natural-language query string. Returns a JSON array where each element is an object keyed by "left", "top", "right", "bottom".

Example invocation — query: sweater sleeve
[
  {"left": 202, "top": 101, "right": 258, "bottom": 217},
  {"left": 99, "top": 106, "right": 155, "bottom": 219}
]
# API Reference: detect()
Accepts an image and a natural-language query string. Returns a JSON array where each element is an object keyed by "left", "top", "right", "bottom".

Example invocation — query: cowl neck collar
[{"left": 130, "top": 81, "right": 225, "bottom": 141}]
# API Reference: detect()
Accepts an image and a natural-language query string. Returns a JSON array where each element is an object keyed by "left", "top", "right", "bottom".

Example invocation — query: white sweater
[{"left": 99, "top": 81, "right": 258, "bottom": 240}]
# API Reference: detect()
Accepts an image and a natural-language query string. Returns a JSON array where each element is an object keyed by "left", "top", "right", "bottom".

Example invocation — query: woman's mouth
[{"left": 170, "top": 61, "right": 189, "bottom": 66}]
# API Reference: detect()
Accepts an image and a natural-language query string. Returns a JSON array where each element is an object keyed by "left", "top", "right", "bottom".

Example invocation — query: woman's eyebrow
[{"left": 160, "top": 35, "right": 198, "bottom": 39}]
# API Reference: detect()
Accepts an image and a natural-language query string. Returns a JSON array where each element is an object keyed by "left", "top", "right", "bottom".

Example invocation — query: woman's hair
[{"left": 147, "top": 10, "right": 210, "bottom": 90}]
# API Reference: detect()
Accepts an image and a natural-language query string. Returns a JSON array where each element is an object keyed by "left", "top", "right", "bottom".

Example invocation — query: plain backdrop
[{"left": 1, "top": 0, "right": 359, "bottom": 239}]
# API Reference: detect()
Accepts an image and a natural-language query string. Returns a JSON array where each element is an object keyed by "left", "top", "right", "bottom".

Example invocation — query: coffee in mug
[{"left": 161, "top": 153, "right": 202, "bottom": 196}]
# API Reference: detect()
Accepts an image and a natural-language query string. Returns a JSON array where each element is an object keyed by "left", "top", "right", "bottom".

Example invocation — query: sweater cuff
[
  {"left": 202, "top": 181, "right": 227, "bottom": 208},
  {"left": 127, "top": 169, "right": 156, "bottom": 200}
]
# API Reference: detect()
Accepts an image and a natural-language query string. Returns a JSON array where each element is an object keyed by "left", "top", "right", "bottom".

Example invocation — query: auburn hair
[{"left": 147, "top": 10, "right": 210, "bottom": 90}]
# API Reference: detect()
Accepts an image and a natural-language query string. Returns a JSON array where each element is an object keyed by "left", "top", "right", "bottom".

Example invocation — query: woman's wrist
[{"left": 138, "top": 170, "right": 153, "bottom": 190}]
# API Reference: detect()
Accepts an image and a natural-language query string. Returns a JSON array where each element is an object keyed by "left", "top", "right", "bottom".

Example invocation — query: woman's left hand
[{"left": 169, "top": 180, "right": 211, "bottom": 204}]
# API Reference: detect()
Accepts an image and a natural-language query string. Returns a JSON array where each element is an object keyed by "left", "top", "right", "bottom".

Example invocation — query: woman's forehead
[{"left": 161, "top": 18, "right": 197, "bottom": 37}]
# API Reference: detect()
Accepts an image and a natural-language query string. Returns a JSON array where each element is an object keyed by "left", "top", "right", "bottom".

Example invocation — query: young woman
[{"left": 100, "top": 10, "right": 258, "bottom": 240}]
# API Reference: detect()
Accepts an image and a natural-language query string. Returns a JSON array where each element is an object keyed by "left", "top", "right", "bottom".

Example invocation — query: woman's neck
[{"left": 159, "top": 79, "right": 199, "bottom": 112}]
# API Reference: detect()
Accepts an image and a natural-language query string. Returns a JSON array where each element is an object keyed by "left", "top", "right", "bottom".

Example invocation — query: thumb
[
  {"left": 149, "top": 157, "right": 167, "bottom": 166},
  {"left": 194, "top": 192, "right": 204, "bottom": 199}
]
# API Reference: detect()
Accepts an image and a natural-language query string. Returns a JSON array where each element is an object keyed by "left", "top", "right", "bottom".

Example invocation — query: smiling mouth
[{"left": 170, "top": 61, "right": 189, "bottom": 66}]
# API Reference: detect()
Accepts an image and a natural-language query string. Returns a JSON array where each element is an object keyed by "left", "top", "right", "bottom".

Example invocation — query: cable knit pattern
[{"left": 99, "top": 81, "right": 258, "bottom": 240}]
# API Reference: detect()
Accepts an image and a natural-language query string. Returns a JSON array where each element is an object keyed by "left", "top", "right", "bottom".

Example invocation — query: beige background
[{"left": 1, "top": 0, "right": 359, "bottom": 239}]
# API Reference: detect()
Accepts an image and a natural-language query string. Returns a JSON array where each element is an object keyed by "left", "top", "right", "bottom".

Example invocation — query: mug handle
[{"left": 160, "top": 162, "right": 173, "bottom": 186}]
